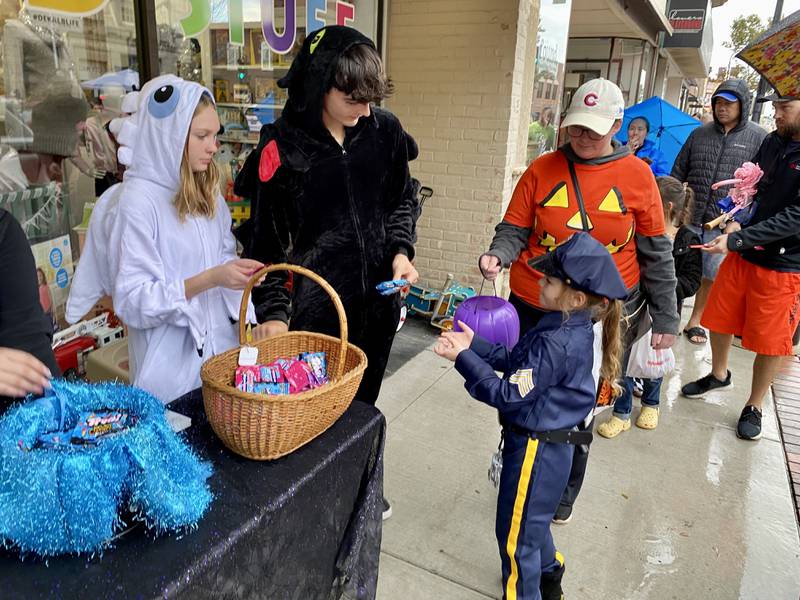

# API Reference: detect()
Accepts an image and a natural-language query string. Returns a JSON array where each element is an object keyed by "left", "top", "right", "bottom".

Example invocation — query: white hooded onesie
[{"left": 67, "top": 75, "right": 255, "bottom": 402}]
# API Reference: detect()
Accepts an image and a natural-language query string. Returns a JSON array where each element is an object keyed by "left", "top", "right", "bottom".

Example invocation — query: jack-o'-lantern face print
[{"left": 534, "top": 181, "right": 635, "bottom": 254}]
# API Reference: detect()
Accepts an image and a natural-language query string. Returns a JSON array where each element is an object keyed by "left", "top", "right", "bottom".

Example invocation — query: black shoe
[
  {"left": 681, "top": 370, "right": 732, "bottom": 398},
  {"left": 551, "top": 504, "right": 572, "bottom": 524},
  {"left": 540, "top": 562, "right": 565, "bottom": 600},
  {"left": 737, "top": 405, "right": 762, "bottom": 441},
  {"left": 381, "top": 496, "right": 392, "bottom": 521}
]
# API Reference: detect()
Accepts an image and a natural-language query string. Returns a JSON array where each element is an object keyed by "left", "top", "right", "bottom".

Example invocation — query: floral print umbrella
[{"left": 737, "top": 9, "right": 800, "bottom": 98}]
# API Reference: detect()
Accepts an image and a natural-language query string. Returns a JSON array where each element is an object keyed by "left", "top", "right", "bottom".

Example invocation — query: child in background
[
  {"left": 435, "top": 232, "right": 627, "bottom": 600},
  {"left": 598, "top": 176, "right": 701, "bottom": 436}
]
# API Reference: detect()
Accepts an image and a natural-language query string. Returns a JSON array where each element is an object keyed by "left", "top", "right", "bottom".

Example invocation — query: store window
[
  {"left": 565, "top": 36, "right": 657, "bottom": 108},
  {"left": 155, "top": 0, "right": 380, "bottom": 209},
  {"left": 0, "top": 0, "right": 137, "bottom": 329},
  {"left": 527, "top": 0, "right": 571, "bottom": 163},
  {"left": 609, "top": 38, "right": 644, "bottom": 105}
]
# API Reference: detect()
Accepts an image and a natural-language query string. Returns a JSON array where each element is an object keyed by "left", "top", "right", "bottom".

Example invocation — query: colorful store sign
[
  {"left": 24, "top": 0, "right": 110, "bottom": 17},
  {"left": 181, "top": 0, "right": 356, "bottom": 55}
]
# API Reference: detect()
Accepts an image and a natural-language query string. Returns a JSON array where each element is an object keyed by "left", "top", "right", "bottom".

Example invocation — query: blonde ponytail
[{"left": 595, "top": 299, "right": 624, "bottom": 398}]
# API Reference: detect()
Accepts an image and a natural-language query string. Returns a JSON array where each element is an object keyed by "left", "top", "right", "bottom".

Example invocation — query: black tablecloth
[{"left": 2, "top": 390, "right": 386, "bottom": 600}]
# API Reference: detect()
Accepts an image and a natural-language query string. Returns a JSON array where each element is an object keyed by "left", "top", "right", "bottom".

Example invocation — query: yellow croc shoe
[
  {"left": 597, "top": 415, "right": 631, "bottom": 439},
  {"left": 636, "top": 406, "right": 659, "bottom": 430}
]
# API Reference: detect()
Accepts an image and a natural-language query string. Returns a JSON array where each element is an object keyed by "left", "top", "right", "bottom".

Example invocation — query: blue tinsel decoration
[{"left": 0, "top": 380, "right": 213, "bottom": 557}]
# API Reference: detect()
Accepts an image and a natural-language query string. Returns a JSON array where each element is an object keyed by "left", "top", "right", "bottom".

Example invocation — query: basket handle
[{"left": 238, "top": 263, "right": 348, "bottom": 381}]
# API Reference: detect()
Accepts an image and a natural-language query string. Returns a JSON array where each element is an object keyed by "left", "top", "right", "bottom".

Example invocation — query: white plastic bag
[{"left": 625, "top": 308, "right": 675, "bottom": 380}]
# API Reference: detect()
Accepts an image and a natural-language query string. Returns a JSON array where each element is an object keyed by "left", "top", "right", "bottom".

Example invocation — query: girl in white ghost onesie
[{"left": 67, "top": 75, "right": 261, "bottom": 402}]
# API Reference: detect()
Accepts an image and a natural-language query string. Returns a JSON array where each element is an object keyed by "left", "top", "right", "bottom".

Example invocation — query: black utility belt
[{"left": 504, "top": 424, "right": 593, "bottom": 446}]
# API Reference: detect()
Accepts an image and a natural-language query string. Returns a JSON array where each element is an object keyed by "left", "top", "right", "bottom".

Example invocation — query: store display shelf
[
  {"left": 211, "top": 65, "right": 290, "bottom": 71},
  {"left": 218, "top": 134, "right": 260, "bottom": 144},
  {"left": 217, "top": 102, "right": 285, "bottom": 109}
]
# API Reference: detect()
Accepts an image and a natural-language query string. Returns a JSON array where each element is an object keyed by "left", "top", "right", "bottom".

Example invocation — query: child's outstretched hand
[{"left": 434, "top": 321, "right": 475, "bottom": 361}]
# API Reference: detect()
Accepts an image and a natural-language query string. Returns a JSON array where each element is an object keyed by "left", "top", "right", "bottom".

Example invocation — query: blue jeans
[{"left": 613, "top": 377, "right": 662, "bottom": 419}]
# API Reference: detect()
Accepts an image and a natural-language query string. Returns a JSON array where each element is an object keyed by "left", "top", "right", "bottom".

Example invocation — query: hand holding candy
[
  {"left": 391, "top": 254, "right": 419, "bottom": 285},
  {"left": 376, "top": 279, "right": 410, "bottom": 296}
]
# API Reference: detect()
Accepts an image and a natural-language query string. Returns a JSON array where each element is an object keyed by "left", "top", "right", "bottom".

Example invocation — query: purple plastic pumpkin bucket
[{"left": 453, "top": 295, "right": 520, "bottom": 348}]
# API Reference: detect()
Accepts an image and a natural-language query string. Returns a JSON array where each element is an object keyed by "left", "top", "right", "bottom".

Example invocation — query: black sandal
[{"left": 683, "top": 326, "right": 707, "bottom": 345}]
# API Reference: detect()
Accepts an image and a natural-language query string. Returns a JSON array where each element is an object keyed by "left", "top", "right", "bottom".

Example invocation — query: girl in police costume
[{"left": 434, "top": 232, "right": 626, "bottom": 600}]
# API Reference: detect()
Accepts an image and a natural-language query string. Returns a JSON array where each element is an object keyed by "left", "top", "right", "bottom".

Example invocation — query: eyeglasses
[{"left": 566, "top": 125, "right": 605, "bottom": 141}]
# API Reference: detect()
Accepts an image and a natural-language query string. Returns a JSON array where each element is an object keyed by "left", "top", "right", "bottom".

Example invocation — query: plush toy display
[{"left": 0, "top": 380, "right": 212, "bottom": 557}]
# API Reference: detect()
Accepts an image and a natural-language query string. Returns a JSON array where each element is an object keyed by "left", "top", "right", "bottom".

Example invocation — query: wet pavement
[{"left": 374, "top": 306, "right": 800, "bottom": 599}]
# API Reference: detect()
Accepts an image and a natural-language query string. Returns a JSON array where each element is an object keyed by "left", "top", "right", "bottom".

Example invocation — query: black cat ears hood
[{"left": 278, "top": 25, "right": 375, "bottom": 134}]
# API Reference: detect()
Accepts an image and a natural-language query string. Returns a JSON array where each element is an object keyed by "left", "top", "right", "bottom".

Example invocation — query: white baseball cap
[{"left": 561, "top": 78, "right": 625, "bottom": 136}]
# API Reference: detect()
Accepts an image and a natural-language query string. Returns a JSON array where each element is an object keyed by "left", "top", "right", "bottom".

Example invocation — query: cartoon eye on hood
[
  {"left": 109, "top": 75, "right": 213, "bottom": 190},
  {"left": 148, "top": 84, "right": 181, "bottom": 119}
]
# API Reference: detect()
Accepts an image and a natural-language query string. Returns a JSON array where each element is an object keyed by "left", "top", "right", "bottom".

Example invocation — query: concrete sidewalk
[{"left": 375, "top": 310, "right": 800, "bottom": 599}]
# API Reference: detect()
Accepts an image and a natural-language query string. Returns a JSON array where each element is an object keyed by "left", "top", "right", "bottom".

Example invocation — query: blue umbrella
[
  {"left": 614, "top": 96, "right": 701, "bottom": 172},
  {"left": 81, "top": 69, "right": 140, "bottom": 92}
]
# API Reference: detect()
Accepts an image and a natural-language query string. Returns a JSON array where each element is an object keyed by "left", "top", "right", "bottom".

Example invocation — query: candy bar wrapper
[
  {"left": 253, "top": 382, "right": 290, "bottom": 395},
  {"left": 300, "top": 352, "right": 328, "bottom": 385},
  {"left": 259, "top": 364, "right": 284, "bottom": 383},
  {"left": 235, "top": 365, "right": 261, "bottom": 392},
  {"left": 71, "top": 410, "right": 129, "bottom": 445}
]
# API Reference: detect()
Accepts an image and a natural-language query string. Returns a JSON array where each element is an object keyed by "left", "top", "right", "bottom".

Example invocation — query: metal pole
[
  {"left": 752, "top": 0, "right": 784, "bottom": 123},
  {"left": 134, "top": 0, "right": 159, "bottom": 86}
]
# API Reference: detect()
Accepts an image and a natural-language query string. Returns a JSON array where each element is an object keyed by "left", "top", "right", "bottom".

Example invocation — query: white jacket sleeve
[
  {"left": 66, "top": 186, "right": 119, "bottom": 324},
  {"left": 217, "top": 196, "right": 257, "bottom": 325},
  {"left": 112, "top": 201, "right": 207, "bottom": 349}
]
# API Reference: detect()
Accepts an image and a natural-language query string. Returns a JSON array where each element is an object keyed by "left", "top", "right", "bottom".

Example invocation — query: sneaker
[
  {"left": 382, "top": 496, "right": 393, "bottom": 521},
  {"left": 632, "top": 378, "right": 644, "bottom": 398},
  {"left": 540, "top": 562, "right": 565, "bottom": 600},
  {"left": 681, "top": 370, "right": 732, "bottom": 398},
  {"left": 737, "top": 405, "right": 762, "bottom": 441},
  {"left": 552, "top": 504, "right": 572, "bottom": 525}
]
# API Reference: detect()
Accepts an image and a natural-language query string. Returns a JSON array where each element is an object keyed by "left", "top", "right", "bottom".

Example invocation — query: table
[{"left": 1, "top": 390, "right": 386, "bottom": 600}]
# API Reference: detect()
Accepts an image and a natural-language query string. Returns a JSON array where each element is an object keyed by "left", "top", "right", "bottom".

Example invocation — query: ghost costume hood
[
  {"left": 234, "top": 26, "right": 418, "bottom": 405},
  {"left": 67, "top": 75, "right": 253, "bottom": 403}
]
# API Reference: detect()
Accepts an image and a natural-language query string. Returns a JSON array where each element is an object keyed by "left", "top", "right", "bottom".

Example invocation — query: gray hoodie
[{"left": 671, "top": 79, "right": 767, "bottom": 227}]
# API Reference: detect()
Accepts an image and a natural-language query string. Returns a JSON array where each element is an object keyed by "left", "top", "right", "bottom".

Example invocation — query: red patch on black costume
[{"left": 259, "top": 140, "right": 281, "bottom": 182}]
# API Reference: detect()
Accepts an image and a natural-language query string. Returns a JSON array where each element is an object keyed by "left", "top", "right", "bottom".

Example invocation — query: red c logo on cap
[{"left": 584, "top": 93, "right": 599, "bottom": 107}]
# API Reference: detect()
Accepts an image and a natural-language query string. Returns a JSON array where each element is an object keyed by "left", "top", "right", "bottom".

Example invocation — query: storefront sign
[
  {"left": 668, "top": 9, "right": 705, "bottom": 32},
  {"left": 24, "top": 0, "right": 109, "bottom": 17},
  {"left": 25, "top": 9, "right": 84, "bottom": 33},
  {"left": 181, "top": 0, "right": 356, "bottom": 54},
  {"left": 663, "top": 0, "right": 707, "bottom": 48}
]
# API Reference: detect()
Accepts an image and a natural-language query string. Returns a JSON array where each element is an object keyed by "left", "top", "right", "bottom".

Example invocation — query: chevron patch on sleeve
[{"left": 509, "top": 369, "right": 535, "bottom": 397}]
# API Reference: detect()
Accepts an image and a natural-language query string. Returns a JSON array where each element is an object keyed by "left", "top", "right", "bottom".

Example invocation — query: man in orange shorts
[{"left": 682, "top": 94, "right": 800, "bottom": 440}]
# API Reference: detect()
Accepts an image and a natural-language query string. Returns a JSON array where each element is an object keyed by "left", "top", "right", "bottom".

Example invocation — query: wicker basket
[{"left": 200, "top": 263, "right": 367, "bottom": 460}]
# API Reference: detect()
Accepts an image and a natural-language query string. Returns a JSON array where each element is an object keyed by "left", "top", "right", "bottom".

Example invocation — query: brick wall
[{"left": 385, "top": 0, "right": 540, "bottom": 292}]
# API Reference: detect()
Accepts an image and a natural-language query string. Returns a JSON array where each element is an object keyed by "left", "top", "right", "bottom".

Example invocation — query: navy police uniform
[{"left": 454, "top": 233, "right": 627, "bottom": 600}]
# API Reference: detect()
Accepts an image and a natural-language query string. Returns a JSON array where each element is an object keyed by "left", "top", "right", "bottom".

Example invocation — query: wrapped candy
[
  {"left": 300, "top": 352, "right": 329, "bottom": 385},
  {"left": 71, "top": 410, "right": 130, "bottom": 445},
  {"left": 281, "top": 359, "right": 318, "bottom": 393},
  {"left": 233, "top": 352, "right": 330, "bottom": 395},
  {"left": 253, "top": 382, "right": 290, "bottom": 395},
  {"left": 235, "top": 365, "right": 261, "bottom": 393},
  {"left": 259, "top": 364, "right": 284, "bottom": 383}
]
